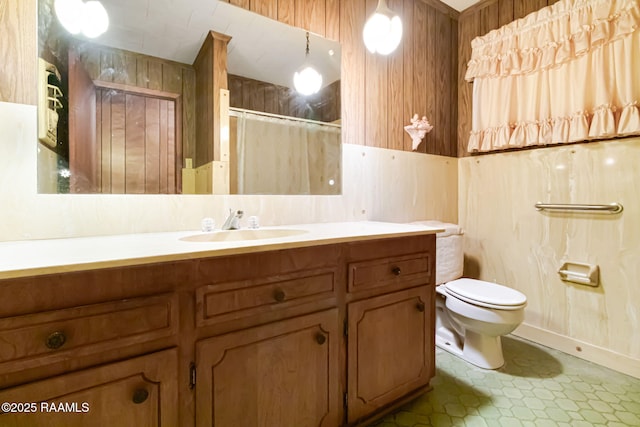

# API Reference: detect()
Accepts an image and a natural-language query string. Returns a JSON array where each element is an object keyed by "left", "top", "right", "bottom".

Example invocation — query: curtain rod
[{"left": 229, "top": 107, "right": 341, "bottom": 128}]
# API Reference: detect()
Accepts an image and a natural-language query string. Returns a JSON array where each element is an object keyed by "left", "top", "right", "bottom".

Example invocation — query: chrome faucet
[{"left": 221, "top": 209, "right": 244, "bottom": 230}]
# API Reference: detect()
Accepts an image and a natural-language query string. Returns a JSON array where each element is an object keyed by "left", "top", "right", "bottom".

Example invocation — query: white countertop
[{"left": 0, "top": 221, "right": 443, "bottom": 280}]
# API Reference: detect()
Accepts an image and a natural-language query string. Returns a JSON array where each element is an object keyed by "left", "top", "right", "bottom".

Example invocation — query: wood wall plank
[
  {"left": 110, "top": 92, "right": 126, "bottom": 194},
  {"left": 295, "top": 0, "right": 326, "bottom": 36},
  {"left": 364, "top": 0, "right": 388, "bottom": 148},
  {"left": 435, "top": 10, "right": 452, "bottom": 156},
  {"left": 498, "top": 0, "right": 513, "bottom": 26},
  {"left": 182, "top": 68, "right": 196, "bottom": 164},
  {"left": 167, "top": 102, "right": 176, "bottom": 194},
  {"left": 148, "top": 61, "right": 163, "bottom": 91},
  {"left": 125, "top": 94, "right": 146, "bottom": 194},
  {"left": 229, "top": 0, "right": 250, "bottom": 10},
  {"left": 0, "top": 0, "right": 37, "bottom": 104},
  {"left": 325, "top": 0, "right": 340, "bottom": 41},
  {"left": 340, "top": 0, "right": 366, "bottom": 147},
  {"left": 388, "top": 0, "right": 405, "bottom": 152},
  {"left": 480, "top": 1, "right": 500, "bottom": 35},
  {"left": 449, "top": 19, "right": 458, "bottom": 156},
  {"left": 515, "top": 0, "right": 547, "bottom": 19},
  {"left": 251, "top": 0, "right": 277, "bottom": 20},
  {"left": 423, "top": 5, "right": 436, "bottom": 151},
  {"left": 402, "top": 0, "right": 414, "bottom": 152},
  {"left": 159, "top": 100, "right": 169, "bottom": 194},
  {"left": 99, "top": 90, "right": 111, "bottom": 192},
  {"left": 277, "top": 0, "right": 295, "bottom": 26},
  {"left": 145, "top": 98, "right": 160, "bottom": 194},
  {"left": 412, "top": 1, "right": 428, "bottom": 152}
]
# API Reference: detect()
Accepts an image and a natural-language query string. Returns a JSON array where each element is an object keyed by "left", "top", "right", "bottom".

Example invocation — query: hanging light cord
[{"left": 305, "top": 31, "right": 310, "bottom": 57}]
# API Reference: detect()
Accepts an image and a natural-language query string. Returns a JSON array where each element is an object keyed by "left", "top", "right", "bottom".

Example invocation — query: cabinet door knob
[
  {"left": 315, "top": 332, "right": 327, "bottom": 345},
  {"left": 416, "top": 301, "right": 426, "bottom": 312},
  {"left": 273, "top": 288, "right": 286, "bottom": 302},
  {"left": 132, "top": 388, "right": 149, "bottom": 404},
  {"left": 391, "top": 266, "right": 402, "bottom": 276},
  {"left": 45, "top": 331, "right": 66, "bottom": 350}
]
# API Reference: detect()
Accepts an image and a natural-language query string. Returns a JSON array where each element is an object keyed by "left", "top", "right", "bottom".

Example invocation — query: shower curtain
[{"left": 233, "top": 109, "right": 341, "bottom": 195}]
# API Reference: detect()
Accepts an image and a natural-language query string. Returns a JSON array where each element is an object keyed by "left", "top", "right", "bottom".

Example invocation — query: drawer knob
[
  {"left": 416, "top": 301, "right": 426, "bottom": 312},
  {"left": 391, "top": 266, "right": 402, "bottom": 276},
  {"left": 45, "top": 331, "right": 67, "bottom": 350},
  {"left": 132, "top": 388, "right": 149, "bottom": 404},
  {"left": 315, "top": 332, "right": 327, "bottom": 345},
  {"left": 273, "top": 289, "right": 286, "bottom": 302}
]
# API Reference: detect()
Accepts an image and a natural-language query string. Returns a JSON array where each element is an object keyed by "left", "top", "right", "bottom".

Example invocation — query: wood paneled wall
[
  {"left": 0, "top": 0, "right": 36, "bottom": 105},
  {"left": 229, "top": 75, "right": 340, "bottom": 123},
  {"left": 457, "top": 0, "right": 561, "bottom": 157},
  {"left": 225, "top": 0, "right": 459, "bottom": 157},
  {"left": 78, "top": 44, "right": 197, "bottom": 165},
  {"left": 2, "top": 0, "right": 459, "bottom": 157}
]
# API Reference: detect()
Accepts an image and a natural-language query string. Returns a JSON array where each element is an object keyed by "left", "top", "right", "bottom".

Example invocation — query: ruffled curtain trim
[
  {"left": 465, "top": 0, "right": 640, "bottom": 81},
  {"left": 467, "top": 103, "right": 640, "bottom": 152}
]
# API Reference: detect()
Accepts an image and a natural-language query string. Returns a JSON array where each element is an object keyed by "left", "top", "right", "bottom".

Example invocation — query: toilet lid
[{"left": 444, "top": 278, "right": 527, "bottom": 310}]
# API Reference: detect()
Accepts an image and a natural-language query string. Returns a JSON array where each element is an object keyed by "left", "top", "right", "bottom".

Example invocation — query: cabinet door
[
  {"left": 196, "top": 309, "right": 341, "bottom": 427},
  {"left": 0, "top": 348, "right": 178, "bottom": 427},
  {"left": 347, "top": 286, "right": 434, "bottom": 423}
]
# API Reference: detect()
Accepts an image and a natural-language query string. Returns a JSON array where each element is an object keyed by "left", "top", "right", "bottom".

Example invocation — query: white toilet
[{"left": 414, "top": 221, "right": 527, "bottom": 369}]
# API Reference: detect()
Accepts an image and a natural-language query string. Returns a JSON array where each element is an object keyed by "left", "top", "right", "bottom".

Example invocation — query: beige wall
[
  {"left": 459, "top": 138, "right": 640, "bottom": 377},
  {"left": 0, "top": 102, "right": 457, "bottom": 241}
]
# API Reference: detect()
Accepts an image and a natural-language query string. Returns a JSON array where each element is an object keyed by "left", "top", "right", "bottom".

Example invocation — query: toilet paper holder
[{"left": 558, "top": 262, "right": 599, "bottom": 287}]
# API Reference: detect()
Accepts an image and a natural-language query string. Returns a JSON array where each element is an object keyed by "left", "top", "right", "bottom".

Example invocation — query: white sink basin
[{"left": 180, "top": 228, "right": 308, "bottom": 243}]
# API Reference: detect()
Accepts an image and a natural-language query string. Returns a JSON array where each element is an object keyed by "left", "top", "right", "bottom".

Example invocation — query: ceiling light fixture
[
  {"left": 54, "top": 0, "right": 109, "bottom": 39},
  {"left": 293, "top": 32, "right": 323, "bottom": 96},
  {"left": 362, "top": 0, "right": 403, "bottom": 55}
]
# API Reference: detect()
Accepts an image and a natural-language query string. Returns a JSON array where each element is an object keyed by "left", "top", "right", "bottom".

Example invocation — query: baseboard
[{"left": 513, "top": 323, "right": 640, "bottom": 379}]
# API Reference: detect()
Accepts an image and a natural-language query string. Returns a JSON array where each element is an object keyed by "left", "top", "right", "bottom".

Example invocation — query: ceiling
[{"left": 441, "top": 0, "right": 483, "bottom": 11}]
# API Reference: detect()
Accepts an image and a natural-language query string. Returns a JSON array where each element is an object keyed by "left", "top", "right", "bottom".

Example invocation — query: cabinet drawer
[
  {"left": 196, "top": 269, "right": 336, "bottom": 327},
  {"left": 0, "top": 294, "right": 178, "bottom": 372},
  {"left": 0, "top": 348, "right": 178, "bottom": 426},
  {"left": 348, "top": 253, "right": 431, "bottom": 294}
]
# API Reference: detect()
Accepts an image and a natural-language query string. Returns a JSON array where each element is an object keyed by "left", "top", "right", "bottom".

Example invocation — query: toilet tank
[{"left": 411, "top": 220, "right": 464, "bottom": 285}]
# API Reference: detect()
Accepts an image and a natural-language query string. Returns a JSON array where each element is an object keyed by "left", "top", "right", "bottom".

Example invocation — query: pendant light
[
  {"left": 54, "top": 0, "right": 109, "bottom": 38},
  {"left": 362, "top": 0, "right": 403, "bottom": 55},
  {"left": 293, "top": 32, "right": 323, "bottom": 96}
]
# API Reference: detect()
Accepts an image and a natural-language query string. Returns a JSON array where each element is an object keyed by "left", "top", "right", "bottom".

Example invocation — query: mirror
[{"left": 37, "top": 0, "right": 341, "bottom": 195}]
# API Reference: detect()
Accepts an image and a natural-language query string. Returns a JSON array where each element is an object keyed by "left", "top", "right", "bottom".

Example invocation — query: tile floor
[{"left": 373, "top": 335, "right": 640, "bottom": 426}]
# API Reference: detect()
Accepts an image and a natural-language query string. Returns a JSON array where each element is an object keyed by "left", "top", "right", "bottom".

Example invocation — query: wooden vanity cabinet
[{"left": 0, "top": 233, "right": 436, "bottom": 427}]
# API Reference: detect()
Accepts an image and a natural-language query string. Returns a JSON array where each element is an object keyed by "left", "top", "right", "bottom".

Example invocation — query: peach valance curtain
[{"left": 466, "top": 0, "right": 640, "bottom": 152}]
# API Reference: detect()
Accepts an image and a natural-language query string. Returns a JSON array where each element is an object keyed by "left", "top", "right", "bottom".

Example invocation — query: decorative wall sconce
[
  {"left": 404, "top": 114, "right": 433, "bottom": 151},
  {"left": 54, "top": 0, "right": 109, "bottom": 38},
  {"left": 362, "top": 0, "right": 403, "bottom": 55},
  {"left": 293, "top": 32, "right": 323, "bottom": 96}
]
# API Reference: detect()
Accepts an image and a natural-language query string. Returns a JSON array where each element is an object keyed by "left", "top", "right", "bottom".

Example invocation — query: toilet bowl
[{"left": 412, "top": 220, "right": 527, "bottom": 369}]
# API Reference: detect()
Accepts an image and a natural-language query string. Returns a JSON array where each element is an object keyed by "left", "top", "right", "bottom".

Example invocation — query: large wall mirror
[{"left": 37, "top": 0, "right": 341, "bottom": 195}]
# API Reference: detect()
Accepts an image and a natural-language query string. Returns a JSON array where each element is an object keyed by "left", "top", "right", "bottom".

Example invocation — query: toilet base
[
  {"left": 463, "top": 331, "right": 504, "bottom": 369},
  {"left": 435, "top": 327, "right": 505, "bottom": 369}
]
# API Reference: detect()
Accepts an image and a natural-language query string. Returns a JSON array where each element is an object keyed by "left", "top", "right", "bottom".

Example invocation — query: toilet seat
[{"left": 443, "top": 278, "right": 527, "bottom": 311}]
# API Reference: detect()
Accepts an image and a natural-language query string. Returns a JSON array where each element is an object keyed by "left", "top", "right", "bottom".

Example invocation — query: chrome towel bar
[{"left": 535, "top": 202, "right": 623, "bottom": 214}]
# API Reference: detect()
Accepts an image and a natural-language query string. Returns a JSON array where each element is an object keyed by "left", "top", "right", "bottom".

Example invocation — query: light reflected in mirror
[{"left": 37, "top": 0, "right": 341, "bottom": 195}]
